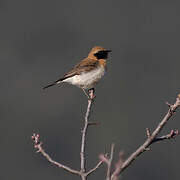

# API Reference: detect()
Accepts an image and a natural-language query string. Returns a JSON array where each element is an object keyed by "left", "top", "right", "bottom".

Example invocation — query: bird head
[{"left": 88, "top": 46, "right": 111, "bottom": 60}]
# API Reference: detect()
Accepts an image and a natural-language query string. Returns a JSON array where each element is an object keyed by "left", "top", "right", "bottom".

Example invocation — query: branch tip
[
  {"left": 99, "top": 154, "right": 109, "bottom": 164},
  {"left": 115, "top": 151, "right": 124, "bottom": 168},
  {"left": 166, "top": 101, "right": 172, "bottom": 108},
  {"left": 31, "top": 133, "right": 80, "bottom": 175},
  {"left": 168, "top": 129, "right": 179, "bottom": 139}
]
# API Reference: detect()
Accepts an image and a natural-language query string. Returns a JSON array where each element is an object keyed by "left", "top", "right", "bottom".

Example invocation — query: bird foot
[
  {"left": 82, "top": 88, "right": 96, "bottom": 101},
  {"left": 88, "top": 88, "right": 96, "bottom": 100}
]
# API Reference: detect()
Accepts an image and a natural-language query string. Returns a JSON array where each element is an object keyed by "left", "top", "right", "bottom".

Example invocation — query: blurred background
[{"left": 1, "top": 0, "right": 180, "bottom": 179}]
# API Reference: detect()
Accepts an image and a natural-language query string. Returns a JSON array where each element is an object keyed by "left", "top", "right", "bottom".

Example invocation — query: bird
[{"left": 43, "top": 46, "right": 111, "bottom": 98}]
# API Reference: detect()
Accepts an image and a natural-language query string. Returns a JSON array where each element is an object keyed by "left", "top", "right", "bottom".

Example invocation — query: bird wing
[
  {"left": 58, "top": 58, "right": 98, "bottom": 81},
  {"left": 43, "top": 58, "right": 98, "bottom": 89}
]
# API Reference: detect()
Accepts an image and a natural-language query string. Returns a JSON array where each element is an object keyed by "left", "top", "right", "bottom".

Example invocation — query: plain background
[{"left": 1, "top": 0, "right": 180, "bottom": 179}]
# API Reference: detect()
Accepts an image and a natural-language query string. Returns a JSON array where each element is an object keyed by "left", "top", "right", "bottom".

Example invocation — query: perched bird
[{"left": 43, "top": 46, "right": 111, "bottom": 98}]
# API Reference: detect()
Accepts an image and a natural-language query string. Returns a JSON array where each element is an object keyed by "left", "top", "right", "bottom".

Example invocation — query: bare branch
[
  {"left": 32, "top": 85, "right": 180, "bottom": 180},
  {"left": 152, "top": 129, "right": 178, "bottom": 143},
  {"left": 106, "top": 144, "right": 115, "bottom": 180},
  {"left": 88, "top": 122, "right": 101, "bottom": 126},
  {"left": 99, "top": 144, "right": 115, "bottom": 180},
  {"left": 80, "top": 89, "right": 95, "bottom": 180},
  {"left": 111, "top": 151, "right": 124, "bottom": 180},
  {"left": 86, "top": 160, "right": 103, "bottom": 176},
  {"left": 112, "top": 95, "right": 180, "bottom": 177},
  {"left": 80, "top": 90, "right": 94, "bottom": 171},
  {"left": 99, "top": 153, "right": 109, "bottom": 165},
  {"left": 32, "top": 88, "right": 103, "bottom": 180},
  {"left": 31, "top": 133, "right": 80, "bottom": 175}
]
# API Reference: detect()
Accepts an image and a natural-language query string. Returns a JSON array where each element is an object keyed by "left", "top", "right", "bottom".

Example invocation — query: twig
[
  {"left": 32, "top": 89, "right": 102, "bottom": 180},
  {"left": 88, "top": 122, "right": 101, "bottom": 126},
  {"left": 86, "top": 160, "right": 103, "bottom": 176},
  {"left": 32, "top": 88, "right": 180, "bottom": 180},
  {"left": 100, "top": 95, "right": 180, "bottom": 180},
  {"left": 152, "top": 129, "right": 178, "bottom": 143},
  {"left": 112, "top": 95, "right": 180, "bottom": 177},
  {"left": 31, "top": 133, "right": 80, "bottom": 175},
  {"left": 80, "top": 89, "right": 94, "bottom": 180},
  {"left": 99, "top": 145, "right": 115, "bottom": 180},
  {"left": 111, "top": 151, "right": 124, "bottom": 180},
  {"left": 106, "top": 144, "right": 115, "bottom": 180}
]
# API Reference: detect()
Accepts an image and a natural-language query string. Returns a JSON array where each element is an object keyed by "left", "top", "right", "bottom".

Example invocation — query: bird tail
[{"left": 43, "top": 80, "right": 62, "bottom": 89}]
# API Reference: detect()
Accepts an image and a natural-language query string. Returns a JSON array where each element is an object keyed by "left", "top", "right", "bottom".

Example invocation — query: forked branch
[
  {"left": 100, "top": 95, "right": 180, "bottom": 180},
  {"left": 31, "top": 133, "right": 80, "bottom": 175},
  {"left": 32, "top": 89, "right": 103, "bottom": 180},
  {"left": 32, "top": 90, "right": 180, "bottom": 180}
]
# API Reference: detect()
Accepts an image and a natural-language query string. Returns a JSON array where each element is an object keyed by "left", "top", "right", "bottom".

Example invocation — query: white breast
[{"left": 63, "top": 66, "right": 106, "bottom": 89}]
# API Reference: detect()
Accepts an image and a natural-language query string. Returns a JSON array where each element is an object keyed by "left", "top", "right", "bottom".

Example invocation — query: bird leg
[
  {"left": 82, "top": 88, "right": 95, "bottom": 100},
  {"left": 82, "top": 88, "right": 91, "bottom": 99}
]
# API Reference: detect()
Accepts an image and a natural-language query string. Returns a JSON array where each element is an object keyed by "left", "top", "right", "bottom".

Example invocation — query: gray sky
[{"left": 1, "top": 0, "right": 180, "bottom": 180}]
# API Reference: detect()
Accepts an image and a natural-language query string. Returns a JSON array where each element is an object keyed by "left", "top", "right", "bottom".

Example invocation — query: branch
[
  {"left": 32, "top": 89, "right": 102, "bottom": 180},
  {"left": 31, "top": 133, "right": 80, "bottom": 175},
  {"left": 111, "top": 151, "right": 124, "bottom": 180},
  {"left": 80, "top": 89, "right": 95, "bottom": 180},
  {"left": 80, "top": 94, "right": 92, "bottom": 172},
  {"left": 86, "top": 160, "right": 103, "bottom": 176},
  {"left": 101, "top": 95, "right": 180, "bottom": 180},
  {"left": 107, "top": 144, "right": 115, "bottom": 180},
  {"left": 99, "top": 145, "right": 115, "bottom": 180},
  {"left": 149, "top": 129, "right": 178, "bottom": 143},
  {"left": 119, "top": 96, "right": 180, "bottom": 173}
]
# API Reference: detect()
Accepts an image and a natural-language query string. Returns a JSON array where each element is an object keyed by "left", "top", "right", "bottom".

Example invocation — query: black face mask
[{"left": 94, "top": 51, "right": 109, "bottom": 59}]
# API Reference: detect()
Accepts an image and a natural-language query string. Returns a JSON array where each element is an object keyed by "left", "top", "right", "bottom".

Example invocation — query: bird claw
[{"left": 88, "top": 88, "right": 95, "bottom": 100}]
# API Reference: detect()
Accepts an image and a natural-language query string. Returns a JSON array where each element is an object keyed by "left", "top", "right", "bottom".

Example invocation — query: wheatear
[{"left": 43, "top": 46, "right": 111, "bottom": 98}]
